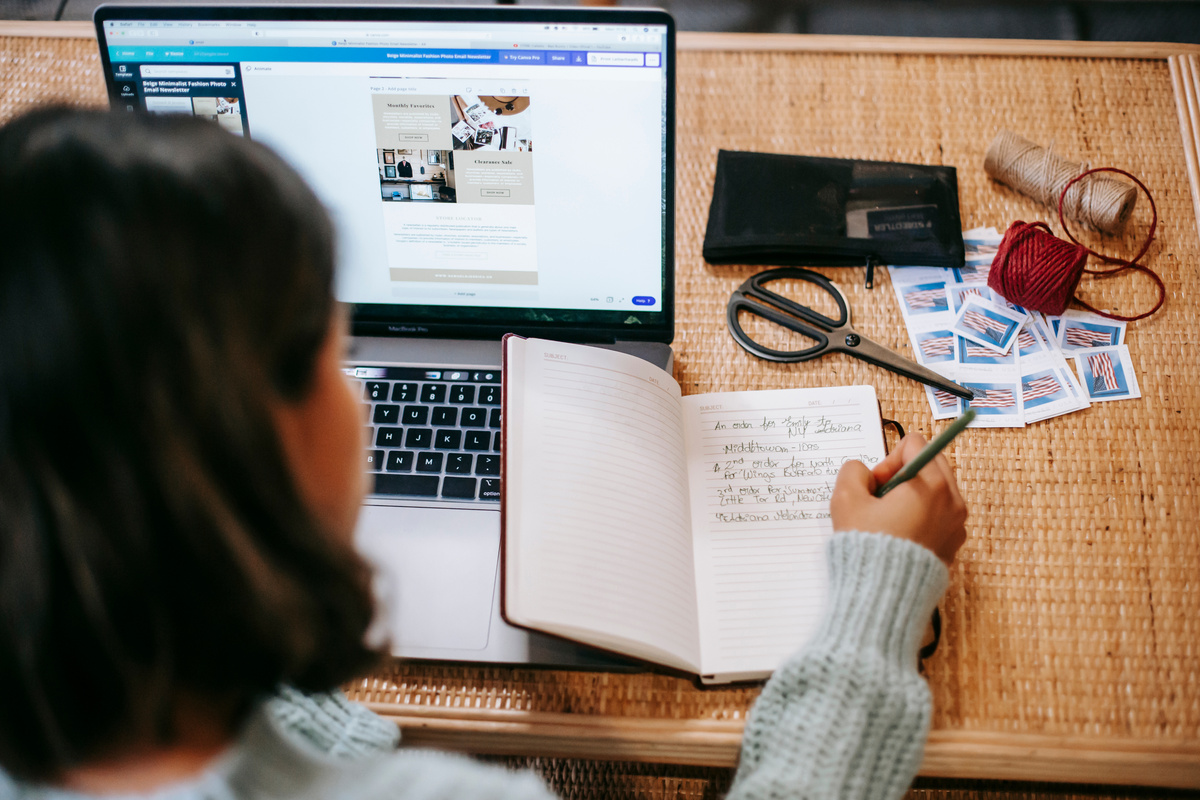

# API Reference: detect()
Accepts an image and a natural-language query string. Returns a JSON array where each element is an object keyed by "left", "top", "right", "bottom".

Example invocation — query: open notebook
[{"left": 501, "top": 336, "right": 887, "bottom": 683}]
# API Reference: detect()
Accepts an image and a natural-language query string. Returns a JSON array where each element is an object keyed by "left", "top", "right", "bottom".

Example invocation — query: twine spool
[
  {"left": 987, "top": 167, "right": 1165, "bottom": 322},
  {"left": 988, "top": 221, "right": 1086, "bottom": 315},
  {"left": 983, "top": 129, "right": 1137, "bottom": 234}
]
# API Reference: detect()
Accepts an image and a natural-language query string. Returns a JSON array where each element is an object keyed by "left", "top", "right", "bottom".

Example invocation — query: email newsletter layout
[{"left": 103, "top": 19, "right": 670, "bottom": 314}]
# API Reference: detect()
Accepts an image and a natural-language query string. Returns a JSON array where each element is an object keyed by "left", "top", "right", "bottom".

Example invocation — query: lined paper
[
  {"left": 681, "top": 387, "right": 884, "bottom": 679},
  {"left": 508, "top": 339, "right": 701, "bottom": 671}
]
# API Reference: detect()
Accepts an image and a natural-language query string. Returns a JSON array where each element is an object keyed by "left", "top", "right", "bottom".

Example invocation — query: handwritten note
[{"left": 682, "top": 386, "right": 885, "bottom": 678}]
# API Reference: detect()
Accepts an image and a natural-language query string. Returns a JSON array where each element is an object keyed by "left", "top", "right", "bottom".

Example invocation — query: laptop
[{"left": 94, "top": 5, "right": 676, "bottom": 667}]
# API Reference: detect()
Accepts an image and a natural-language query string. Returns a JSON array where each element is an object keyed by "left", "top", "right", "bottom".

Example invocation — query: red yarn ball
[{"left": 987, "top": 221, "right": 1087, "bottom": 316}]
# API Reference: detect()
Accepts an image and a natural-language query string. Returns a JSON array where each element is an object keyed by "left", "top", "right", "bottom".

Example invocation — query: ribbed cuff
[{"left": 812, "top": 531, "right": 949, "bottom": 667}]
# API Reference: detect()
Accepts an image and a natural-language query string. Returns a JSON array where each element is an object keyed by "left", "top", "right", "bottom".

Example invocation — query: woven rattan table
[{"left": 3, "top": 22, "right": 1200, "bottom": 794}]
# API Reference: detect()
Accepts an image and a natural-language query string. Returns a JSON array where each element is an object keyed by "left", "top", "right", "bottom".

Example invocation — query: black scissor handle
[
  {"left": 726, "top": 268, "right": 851, "bottom": 363},
  {"left": 740, "top": 267, "right": 851, "bottom": 331},
  {"left": 727, "top": 295, "right": 830, "bottom": 362}
]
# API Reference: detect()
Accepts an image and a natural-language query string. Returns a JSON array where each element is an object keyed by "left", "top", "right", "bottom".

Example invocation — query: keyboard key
[
  {"left": 392, "top": 382, "right": 419, "bottom": 402},
  {"left": 386, "top": 451, "right": 413, "bottom": 472},
  {"left": 432, "top": 406, "right": 458, "bottom": 426},
  {"left": 489, "top": 408, "right": 502, "bottom": 429},
  {"left": 405, "top": 428, "right": 432, "bottom": 449},
  {"left": 465, "top": 430, "right": 491, "bottom": 451},
  {"left": 364, "top": 381, "right": 389, "bottom": 402},
  {"left": 435, "top": 430, "right": 462, "bottom": 450},
  {"left": 366, "top": 449, "right": 384, "bottom": 471},
  {"left": 442, "top": 476, "right": 477, "bottom": 499},
  {"left": 479, "top": 479, "right": 500, "bottom": 501},
  {"left": 461, "top": 408, "right": 486, "bottom": 427},
  {"left": 476, "top": 454, "right": 499, "bottom": 476},
  {"left": 494, "top": 431, "right": 502, "bottom": 451},
  {"left": 374, "top": 473, "right": 438, "bottom": 497},
  {"left": 416, "top": 452, "right": 444, "bottom": 473},
  {"left": 420, "top": 383, "right": 447, "bottom": 403},
  {"left": 376, "top": 427, "right": 403, "bottom": 448},
  {"left": 479, "top": 385, "right": 501, "bottom": 405},
  {"left": 450, "top": 385, "right": 476, "bottom": 404},
  {"left": 372, "top": 404, "right": 400, "bottom": 424},
  {"left": 402, "top": 405, "right": 430, "bottom": 425},
  {"left": 446, "top": 453, "right": 473, "bottom": 474}
]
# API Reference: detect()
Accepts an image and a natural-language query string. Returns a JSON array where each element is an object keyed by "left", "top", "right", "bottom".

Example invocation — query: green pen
[{"left": 874, "top": 408, "right": 976, "bottom": 498}]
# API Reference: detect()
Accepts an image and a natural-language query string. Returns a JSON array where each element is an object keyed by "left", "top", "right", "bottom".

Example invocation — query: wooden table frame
[{"left": 4, "top": 20, "right": 1200, "bottom": 791}]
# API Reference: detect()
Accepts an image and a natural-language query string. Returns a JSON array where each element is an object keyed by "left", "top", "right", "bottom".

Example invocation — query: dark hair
[{"left": 0, "top": 108, "right": 378, "bottom": 780}]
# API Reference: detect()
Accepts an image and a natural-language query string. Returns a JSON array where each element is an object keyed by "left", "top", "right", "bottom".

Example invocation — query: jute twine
[{"left": 983, "top": 128, "right": 1137, "bottom": 234}]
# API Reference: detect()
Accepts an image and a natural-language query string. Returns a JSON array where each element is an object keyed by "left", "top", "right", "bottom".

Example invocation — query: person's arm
[
  {"left": 265, "top": 686, "right": 400, "bottom": 760},
  {"left": 727, "top": 434, "right": 967, "bottom": 800}
]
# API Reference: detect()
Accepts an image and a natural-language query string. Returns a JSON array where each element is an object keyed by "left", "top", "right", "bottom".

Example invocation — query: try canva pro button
[{"left": 480, "top": 189, "right": 511, "bottom": 198}]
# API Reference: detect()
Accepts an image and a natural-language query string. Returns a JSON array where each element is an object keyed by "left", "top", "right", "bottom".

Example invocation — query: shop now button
[
  {"left": 398, "top": 134, "right": 429, "bottom": 142},
  {"left": 481, "top": 189, "right": 511, "bottom": 197}
]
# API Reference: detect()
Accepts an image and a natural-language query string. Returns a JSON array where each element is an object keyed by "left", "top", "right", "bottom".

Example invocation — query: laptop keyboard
[{"left": 349, "top": 365, "right": 501, "bottom": 502}]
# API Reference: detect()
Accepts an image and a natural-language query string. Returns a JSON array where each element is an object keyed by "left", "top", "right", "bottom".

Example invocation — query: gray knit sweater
[{"left": 4, "top": 531, "right": 948, "bottom": 800}]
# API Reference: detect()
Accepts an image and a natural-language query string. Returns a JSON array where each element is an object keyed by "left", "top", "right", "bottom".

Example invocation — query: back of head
[{"left": 0, "top": 108, "right": 377, "bottom": 781}]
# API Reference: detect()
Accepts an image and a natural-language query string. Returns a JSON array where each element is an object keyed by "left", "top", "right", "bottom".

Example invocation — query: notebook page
[
  {"left": 680, "top": 386, "right": 884, "bottom": 680},
  {"left": 505, "top": 338, "right": 700, "bottom": 672}
]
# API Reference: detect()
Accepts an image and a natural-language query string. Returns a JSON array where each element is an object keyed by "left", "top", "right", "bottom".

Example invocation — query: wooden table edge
[
  {"left": 373, "top": 706, "right": 1200, "bottom": 789},
  {"left": 5, "top": 18, "right": 1200, "bottom": 790}
]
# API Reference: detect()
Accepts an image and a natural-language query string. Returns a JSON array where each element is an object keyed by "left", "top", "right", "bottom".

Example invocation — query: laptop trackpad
[{"left": 355, "top": 504, "right": 498, "bottom": 651}]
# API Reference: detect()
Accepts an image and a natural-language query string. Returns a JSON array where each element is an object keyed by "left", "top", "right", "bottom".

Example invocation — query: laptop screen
[{"left": 95, "top": 7, "right": 675, "bottom": 343}]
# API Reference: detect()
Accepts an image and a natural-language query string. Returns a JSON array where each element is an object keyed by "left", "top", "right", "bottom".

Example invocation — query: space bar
[{"left": 374, "top": 474, "right": 439, "bottom": 496}]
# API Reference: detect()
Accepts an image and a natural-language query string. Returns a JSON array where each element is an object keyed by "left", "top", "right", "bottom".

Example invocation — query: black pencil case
[{"left": 702, "top": 150, "right": 966, "bottom": 270}]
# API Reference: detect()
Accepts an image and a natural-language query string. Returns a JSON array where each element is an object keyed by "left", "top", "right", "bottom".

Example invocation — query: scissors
[{"left": 726, "top": 267, "right": 975, "bottom": 400}]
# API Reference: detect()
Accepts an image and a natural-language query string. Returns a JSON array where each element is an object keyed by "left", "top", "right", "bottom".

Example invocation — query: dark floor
[{"left": 4, "top": 0, "right": 1200, "bottom": 43}]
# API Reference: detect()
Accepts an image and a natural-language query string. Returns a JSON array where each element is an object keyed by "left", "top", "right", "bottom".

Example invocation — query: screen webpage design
[{"left": 103, "top": 19, "right": 669, "bottom": 315}]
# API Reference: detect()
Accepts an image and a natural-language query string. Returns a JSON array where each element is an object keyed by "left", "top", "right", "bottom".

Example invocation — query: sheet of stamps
[{"left": 893, "top": 226, "right": 1136, "bottom": 426}]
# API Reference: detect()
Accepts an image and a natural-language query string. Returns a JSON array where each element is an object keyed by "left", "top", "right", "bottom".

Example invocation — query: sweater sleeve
[
  {"left": 265, "top": 686, "right": 400, "bottom": 760},
  {"left": 726, "top": 530, "right": 949, "bottom": 800}
]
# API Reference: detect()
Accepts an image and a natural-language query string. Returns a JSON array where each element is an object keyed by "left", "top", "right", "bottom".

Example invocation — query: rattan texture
[
  {"left": 4, "top": 34, "right": 1198, "bottom": 761},
  {"left": 487, "top": 760, "right": 1197, "bottom": 800},
  {"left": 352, "top": 52, "right": 1200, "bottom": 742}
]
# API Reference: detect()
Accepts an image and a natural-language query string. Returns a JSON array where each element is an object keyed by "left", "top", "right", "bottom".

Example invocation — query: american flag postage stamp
[
  {"left": 1020, "top": 367, "right": 1083, "bottom": 423},
  {"left": 1074, "top": 345, "right": 1140, "bottom": 402},
  {"left": 957, "top": 335, "right": 1017, "bottom": 367},
  {"left": 1057, "top": 309, "right": 1126, "bottom": 352},
  {"left": 948, "top": 283, "right": 994, "bottom": 313},
  {"left": 1016, "top": 322, "right": 1050, "bottom": 358},
  {"left": 896, "top": 280, "right": 951, "bottom": 317},
  {"left": 925, "top": 382, "right": 962, "bottom": 420},
  {"left": 959, "top": 380, "right": 1024, "bottom": 427},
  {"left": 951, "top": 296, "right": 1027, "bottom": 355},
  {"left": 909, "top": 326, "right": 958, "bottom": 366},
  {"left": 888, "top": 265, "right": 958, "bottom": 287}
]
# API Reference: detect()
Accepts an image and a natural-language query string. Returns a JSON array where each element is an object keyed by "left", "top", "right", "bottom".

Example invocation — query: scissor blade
[{"left": 832, "top": 332, "right": 976, "bottom": 400}]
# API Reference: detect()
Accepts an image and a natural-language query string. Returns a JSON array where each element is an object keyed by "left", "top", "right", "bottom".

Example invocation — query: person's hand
[{"left": 830, "top": 434, "right": 968, "bottom": 566}]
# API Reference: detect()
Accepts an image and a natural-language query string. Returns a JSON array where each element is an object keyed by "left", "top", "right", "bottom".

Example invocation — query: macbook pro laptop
[{"left": 95, "top": 5, "right": 676, "bottom": 667}]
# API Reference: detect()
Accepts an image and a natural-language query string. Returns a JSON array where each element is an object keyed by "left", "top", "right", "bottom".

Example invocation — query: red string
[
  {"left": 1056, "top": 167, "right": 1164, "bottom": 321},
  {"left": 987, "top": 167, "right": 1165, "bottom": 322}
]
